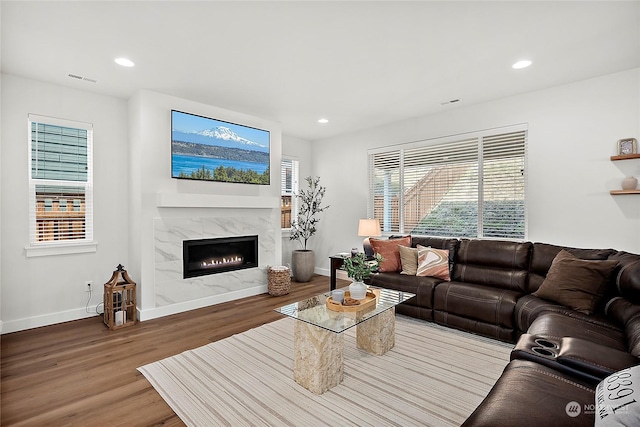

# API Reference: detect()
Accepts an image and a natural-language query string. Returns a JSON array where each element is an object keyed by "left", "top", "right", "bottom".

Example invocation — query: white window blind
[
  {"left": 368, "top": 126, "right": 527, "bottom": 239},
  {"left": 281, "top": 158, "right": 299, "bottom": 229},
  {"left": 28, "top": 114, "right": 93, "bottom": 245},
  {"left": 370, "top": 150, "right": 401, "bottom": 233},
  {"left": 481, "top": 131, "right": 526, "bottom": 238}
]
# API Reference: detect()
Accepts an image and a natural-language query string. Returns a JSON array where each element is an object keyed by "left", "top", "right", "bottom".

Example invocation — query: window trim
[
  {"left": 27, "top": 114, "right": 95, "bottom": 250},
  {"left": 368, "top": 124, "right": 528, "bottom": 240}
]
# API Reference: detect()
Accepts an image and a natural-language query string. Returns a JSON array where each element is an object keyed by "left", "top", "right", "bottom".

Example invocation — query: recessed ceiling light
[
  {"left": 114, "top": 57, "right": 135, "bottom": 67},
  {"left": 512, "top": 60, "right": 532, "bottom": 69},
  {"left": 317, "top": 118, "right": 329, "bottom": 124}
]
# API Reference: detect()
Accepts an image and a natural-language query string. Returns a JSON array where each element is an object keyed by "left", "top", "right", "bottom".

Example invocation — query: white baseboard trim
[
  {"left": 314, "top": 267, "right": 329, "bottom": 276},
  {"left": 1, "top": 272, "right": 344, "bottom": 334},
  {"left": 314, "top": 267, "right": 347, "bottom": 281},
  {"left": 138, "top": 285, "right": 269, "bottom": 322},
  {"left": 1, "top": 308, "right": 99, "bottom": 334}
]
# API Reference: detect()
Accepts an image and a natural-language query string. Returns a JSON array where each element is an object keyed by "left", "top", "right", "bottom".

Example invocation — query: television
[{"left": 171, "top": 110, "right": 270, "bottom": 185}]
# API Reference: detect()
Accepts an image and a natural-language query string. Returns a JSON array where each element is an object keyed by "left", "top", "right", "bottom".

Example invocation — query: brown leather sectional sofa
[{"left": 369, "top": 236, "right": 640, "bottom": 426}]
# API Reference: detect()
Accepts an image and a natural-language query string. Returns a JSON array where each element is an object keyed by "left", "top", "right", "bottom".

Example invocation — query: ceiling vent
[
  {"left": 440, "top": 99, "right": 461, "bottom": 106},
  {"left": 68, "top": 73, "right": 97, "bottom": 84}
]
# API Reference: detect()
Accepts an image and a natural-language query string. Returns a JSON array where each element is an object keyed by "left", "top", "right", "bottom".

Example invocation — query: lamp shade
[{"left": 358, "top": 219, "right": 381, "bottom": 237}]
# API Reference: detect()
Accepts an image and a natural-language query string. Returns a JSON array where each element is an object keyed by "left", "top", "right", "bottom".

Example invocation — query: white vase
[
  {"left": 349, "top": 281, "right": 367, "bottom": 300},
  {"left": 622, "top": 176, "right": 638, "bottom": 190}
]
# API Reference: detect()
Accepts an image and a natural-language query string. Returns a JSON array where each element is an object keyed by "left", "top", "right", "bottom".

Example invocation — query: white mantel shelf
[{"left": 156, "top": 193, "right": 279, "bottom": 209}]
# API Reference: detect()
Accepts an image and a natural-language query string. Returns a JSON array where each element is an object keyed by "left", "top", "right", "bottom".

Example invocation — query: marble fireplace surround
[{"left": 152, "top": 194, "right": 278, "bottom": 316}]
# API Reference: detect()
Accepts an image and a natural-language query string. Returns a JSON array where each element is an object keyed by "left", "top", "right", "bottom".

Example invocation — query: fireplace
[{"left": 183, "top": 235, "right": 258, "bottom": 279}]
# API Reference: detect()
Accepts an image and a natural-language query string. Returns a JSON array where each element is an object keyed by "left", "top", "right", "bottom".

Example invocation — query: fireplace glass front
[{"left": 183, "top": 235, "right": 258, "bottom": 279}]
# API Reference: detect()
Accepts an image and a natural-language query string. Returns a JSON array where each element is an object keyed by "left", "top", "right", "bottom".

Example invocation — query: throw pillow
[
  {"left": 370, "top": 236, "right": 411, "bottom": 273},
  {"left": 532, "top": 250, "right": 618, "bottom": 315},
  {"left": 595, "top": 366, "right": 640, "bottom": 426},
  {"left": 398, "top": 245, "right": 419, "bottom": 275},
  {"left": 416, "top": 245, "right": 451, "bottom": 281}
]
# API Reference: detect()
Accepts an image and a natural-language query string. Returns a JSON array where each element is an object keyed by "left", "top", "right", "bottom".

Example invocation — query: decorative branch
[{"left": 289, "top": 176, "right": 329, "bottom": 250}]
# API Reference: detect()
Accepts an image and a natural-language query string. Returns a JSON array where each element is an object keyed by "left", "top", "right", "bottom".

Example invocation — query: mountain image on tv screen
[{"left": 171, "top": 110, "right": 270, "bottom": 185}]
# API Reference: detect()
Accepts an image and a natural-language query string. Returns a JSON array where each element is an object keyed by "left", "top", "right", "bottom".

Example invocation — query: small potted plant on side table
[{"left": 342, "top": 253, "right": 382, "bottom": 300}]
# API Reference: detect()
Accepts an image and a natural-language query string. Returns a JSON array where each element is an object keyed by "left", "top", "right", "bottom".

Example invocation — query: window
[
  {"left": 369, "top": 126, "right": 527, "bottom": 239},
  {"left": 28, "top": 114, "right": 93, "bottom": 245},
  {"left": 281, "top": 158, "right": 299, "bottom": 229}
]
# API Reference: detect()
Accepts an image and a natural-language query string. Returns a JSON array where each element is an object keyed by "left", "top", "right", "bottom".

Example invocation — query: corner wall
[
  {"left": 0, "top": 74, "right": 130, "bottom": 333},
  {"left": 312, "top": 69, "right": 640, "bottom": 274},
  {"left": 281, "top": 134, "right": 313, "bottom": 269}
]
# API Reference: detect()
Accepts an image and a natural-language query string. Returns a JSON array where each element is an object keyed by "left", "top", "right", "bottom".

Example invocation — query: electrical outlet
[{"left": 85, "top": 281, "right": 93, "bottom": 292}]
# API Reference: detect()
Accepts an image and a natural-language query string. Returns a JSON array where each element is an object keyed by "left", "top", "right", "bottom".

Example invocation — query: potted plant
[
  {"left": 289, "top": 176, "right": 329, "bottom": 282},
  {"left": 342, "top": 253, "right": 382, "bottom": 299}
]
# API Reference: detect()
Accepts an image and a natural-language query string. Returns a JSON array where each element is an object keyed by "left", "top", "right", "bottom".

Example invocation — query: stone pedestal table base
[
  {"left": 356, "top": 307, "right": 395, "bottom": 355},
  {"left": 293, "top": 321, "right": 344, "bottom": 395}
]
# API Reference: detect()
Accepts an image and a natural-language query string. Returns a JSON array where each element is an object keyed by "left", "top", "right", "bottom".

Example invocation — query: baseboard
[
  {"left": 138, "top": 285, "right": 269, "bottom": 321},
  {"left": 314, "top": 267, "right": 347, "bottom": 281},
  {"left": 1, "top": 308, "right": 99, "bottom": 334},
  {"left": 2, "top": 273, "right": 341, "bottom": 334}
]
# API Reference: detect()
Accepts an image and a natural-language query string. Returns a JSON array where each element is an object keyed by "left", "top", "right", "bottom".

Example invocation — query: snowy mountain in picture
[
  {"left": 172, "top": 126, "right": 269, "bottom": 153},
  {"left": 196, "top": 126, "right": 266, "bottom": 149}
]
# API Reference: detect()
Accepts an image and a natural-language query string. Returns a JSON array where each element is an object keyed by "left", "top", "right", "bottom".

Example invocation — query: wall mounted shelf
[
  {"left": 610, "top": 154, "right": 640, "bottom": 161},
  {"left": 610, "top": 153, "right": 639, "bottom": 195},
  {"left": 610, "top": 190, "right": 640, "bottom": 195}
]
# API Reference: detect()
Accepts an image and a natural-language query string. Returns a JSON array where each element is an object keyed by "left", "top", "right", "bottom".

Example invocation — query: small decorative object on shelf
[
  {"left": 268, "top": 265, "right": 291, "bottom": 296},
  {"left": 103, "top": 264, "right": 137, "bottom": 330},
  {"left": 610, "top": 148, "right": 640, "bottom": 195},
  {"left": 617, "top": 138, "right": 637, "bottom": 156},
  {"left": 622, "top": 176, "right": 639, "bottom": 191}
]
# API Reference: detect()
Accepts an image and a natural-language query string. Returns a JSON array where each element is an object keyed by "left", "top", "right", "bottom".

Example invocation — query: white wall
[
  {"left": 281, "top": 134, "right": 313, "bottom": 268},
  {"left": 128, "top": 90, "right": 283, "bottom": 321},
  {"left": 0, "top": 74, "right": 130, "bottom": 333},
  {"left": 312, "top": 69, "right": 640, "bottom": 274}
]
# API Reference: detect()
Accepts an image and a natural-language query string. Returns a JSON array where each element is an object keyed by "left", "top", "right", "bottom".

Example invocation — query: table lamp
[{"left": 358, "top": 218, "right": 381, "bottom": 257}]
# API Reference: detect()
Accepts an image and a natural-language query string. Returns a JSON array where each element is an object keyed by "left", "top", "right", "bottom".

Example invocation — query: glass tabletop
[{"left": 274, "top": 286, "right": 415, "bottom": 334}]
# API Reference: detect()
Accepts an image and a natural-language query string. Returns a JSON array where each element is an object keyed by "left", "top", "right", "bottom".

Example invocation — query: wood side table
[{"left": 329, "top": 255, "right": 347, "bottom": 290}]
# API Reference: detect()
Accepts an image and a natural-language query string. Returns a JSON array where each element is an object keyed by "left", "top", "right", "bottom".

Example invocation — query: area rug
[{"left": 138, "top": 315, "right": 512, "bottom": 427}]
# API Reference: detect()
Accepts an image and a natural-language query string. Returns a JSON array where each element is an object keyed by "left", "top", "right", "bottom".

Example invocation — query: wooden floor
[{"left": 1, "top": 275, "right": 345, "bottom": 426}]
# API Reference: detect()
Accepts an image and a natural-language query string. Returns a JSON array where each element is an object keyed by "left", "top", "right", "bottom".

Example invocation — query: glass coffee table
[{"left": 274, "top": 286, "right": 415, "bottom": 394}]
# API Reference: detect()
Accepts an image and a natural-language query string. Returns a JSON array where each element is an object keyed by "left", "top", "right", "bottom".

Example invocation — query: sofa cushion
[
  {"left": 607, "top": 254, "right": 640, "bottom": 304},
  {"left": 433, "top": 281, "right": 521, "bottom": 329},
  {"left": 462, "top": 360, "right": 596, "bottom": 427},
  {"left": 528, "top": 242, "right": 616, "bottom": 293},
  {"left": 416, "top": 245, "right": 450, "bottom": 281},
  {"left": 451, "top": 239, "right": 531, "bottom": 292},
  {"left": 433, "top": 310, "right": 516, "bottom": 342},
  {"left": 527, "top": 312, "right": 626, "bottom": 352},
  {"left": 369, "top": 271, "right": 440, "bottom": 309},
  {"left": 532, "top": 250, "right": 619, "bottom": 315},
  {"left": 606, "top": 297, "right": 640, "bottom": 357},
  {"left": 398, "top": 245, "right": 419, "bottom": 275},
  {"left": 370, "top": 236, "right": 411, "bottom": 272},
  {"left": 410, "top": 236, "right": 459, "bottom": 265},
  {"left": 515, "top": 294, "right": 618, "bottom": 334}
]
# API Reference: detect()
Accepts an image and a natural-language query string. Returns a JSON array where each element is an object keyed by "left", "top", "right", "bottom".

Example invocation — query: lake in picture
[{"left": 171, "top": 154, "right": 268, "bottom": 177}]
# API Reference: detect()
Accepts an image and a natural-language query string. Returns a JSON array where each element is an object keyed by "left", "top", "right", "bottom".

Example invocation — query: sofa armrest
[{"left": 557, "top": 337, "right": 639, "bottom": 378}]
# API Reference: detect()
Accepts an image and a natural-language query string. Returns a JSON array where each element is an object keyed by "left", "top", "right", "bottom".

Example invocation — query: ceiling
[{"left": 2, "top": 1, "right": 639, "bottom": 141}]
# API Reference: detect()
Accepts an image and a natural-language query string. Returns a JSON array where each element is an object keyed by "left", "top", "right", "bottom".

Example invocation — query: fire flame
[{"left": 201, "top": 255, "right": 244, "bottom": 268}]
